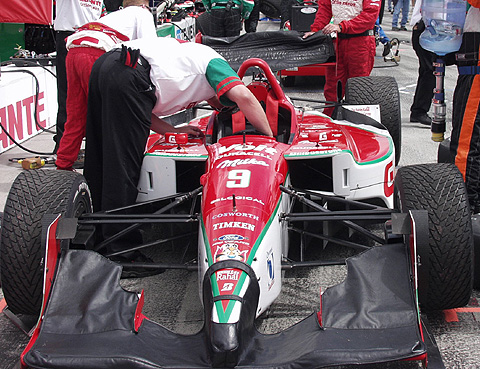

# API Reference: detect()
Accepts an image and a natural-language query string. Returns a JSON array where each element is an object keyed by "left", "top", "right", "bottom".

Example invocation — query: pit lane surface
[{"left": 1, "top": 13, "right": 480, "bottom": 369}]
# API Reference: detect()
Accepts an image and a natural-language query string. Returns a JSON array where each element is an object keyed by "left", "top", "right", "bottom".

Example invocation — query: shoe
[
  {"left": 400, "top": 26, "right": 408, "bottom": 31},
  {"left": 111, "top": 251, "right": 166, "bottom": 278},
  {"left": 410, "top": 113, "right": 432, "bottom": 125},
  {"left": 391, "top": 26, "right": 400, "bottom": 31},
  {"left": 382, "top": 41, "right": 392, "bottom": 57}
]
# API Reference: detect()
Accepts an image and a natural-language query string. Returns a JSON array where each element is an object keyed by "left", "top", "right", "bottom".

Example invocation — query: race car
[{"left": 0, "top": 58, "right": 473, "bottom": 369}]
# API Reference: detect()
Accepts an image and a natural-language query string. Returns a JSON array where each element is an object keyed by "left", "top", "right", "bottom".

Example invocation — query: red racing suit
[
  {"left": 310, "top": 0, "right": 380, "bottom": 116},
  {"left": 450, "top": 0, "right": 480, "bottom": 210}
]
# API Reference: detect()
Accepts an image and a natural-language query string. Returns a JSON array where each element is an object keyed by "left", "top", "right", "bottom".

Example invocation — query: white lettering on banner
[
  {"left": 219, "top": 144, "right": 277, "bottom": 155},
  {"left": 213, "top": 222, "right": 256, "bottom": 231},
  {"left": 217, "top": 158, "right": 269, "bottom": 168},
  {"left": 216, "top": 270, "right": 240, "bottom": 281},
  {"left": 211, "top": 196, "right": 265, "bottom": 205},
  {"left": 0, "top": 92, "right": 46, "bottom": 150}
]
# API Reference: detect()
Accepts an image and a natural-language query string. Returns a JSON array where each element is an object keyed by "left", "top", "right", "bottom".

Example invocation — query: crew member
[
  {"left": 450, "top": 0, "right": 480, "bottom": 212},
  {"left": 303, "top": 0, "right": 381, "bottom": 116},
  {"left": 55, "top": 0, "right": 157, "bottom": 171},
  {"left": 199, "top": 0, "right": 254, "bottom": 37},
  {"left": 84, "top": 38, "right": 273, "bottom": 256},
  {"left": 53, "top": 0, "right": 106, "bottom": 152}
]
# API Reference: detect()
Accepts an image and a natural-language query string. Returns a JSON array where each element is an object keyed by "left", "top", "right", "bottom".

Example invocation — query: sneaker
[
  {"left": 111, "top": 251, "right": 166, "bottom": 278},
  {"left": 410, "top": 113, "right": 432, "bottom": 126},
  {"left": 382, "top": 41, "right": 392, "bottom": 57},
  {"left": 400, "top": 26, "right": 408, "bottom": 31},
  {"left": 391, "top": 26, "right": 400, "bottom": 31}
]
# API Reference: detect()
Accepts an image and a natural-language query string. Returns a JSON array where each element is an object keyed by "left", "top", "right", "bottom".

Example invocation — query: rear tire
[
  {"left": 345, "top": 76, "right": 402, "bottom": 165},
  {"left": 0, "top": 170, "right": 92, "bottom": 315},
  {"left": 259, "top": 0, "right": 281, "bottom": 19},
  {"left": 395, "top": 163, "right": 473, "bottom": 311}
]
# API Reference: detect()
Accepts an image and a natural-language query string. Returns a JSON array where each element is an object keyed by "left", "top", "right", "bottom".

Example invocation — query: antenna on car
[{"left": 232, "top": 194, "right": 237, "bottom": 212}]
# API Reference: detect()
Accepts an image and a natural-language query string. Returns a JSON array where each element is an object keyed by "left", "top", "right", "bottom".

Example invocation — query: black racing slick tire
[
  {"left": 259, "top": 0, "right": 281, "bottom": 19},
  {"left": 345, "top": 76, "right": 402, "bottom": 165},
  {"left": 395, "top": 163, "right": 473, "bottom": 311},
  {"left": 0, "top": 170, "right": 92, "bottom": 315}
]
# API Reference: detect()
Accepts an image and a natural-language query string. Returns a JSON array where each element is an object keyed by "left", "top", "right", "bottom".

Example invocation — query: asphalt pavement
[{"left": 1, "top": 11, "right": 480, "bottom": 369}]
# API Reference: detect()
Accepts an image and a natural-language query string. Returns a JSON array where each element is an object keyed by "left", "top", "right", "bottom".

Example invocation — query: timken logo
[{"left": 213, "top": 222, "right": 255, "bottom": 231}]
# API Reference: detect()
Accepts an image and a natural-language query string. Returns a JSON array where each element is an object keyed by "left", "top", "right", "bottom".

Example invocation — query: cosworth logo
[
  {"left": 212, "top": 212, "right": 259, "bottom": 221},
  {"left": 216, "top": 158, "right": 269, "bottom": 168},
  {"left": 213, "top": 222, "right": 255, "bottom": 231}
]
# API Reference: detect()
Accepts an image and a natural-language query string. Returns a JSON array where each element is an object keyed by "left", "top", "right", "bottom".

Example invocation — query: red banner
[{"left": 0, "top": 0, "right": 53, "bottom": 25}]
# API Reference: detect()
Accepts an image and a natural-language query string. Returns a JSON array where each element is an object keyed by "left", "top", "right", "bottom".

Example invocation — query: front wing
[{"left": 23, "top": 218, "right": 426, "bottom": 369}]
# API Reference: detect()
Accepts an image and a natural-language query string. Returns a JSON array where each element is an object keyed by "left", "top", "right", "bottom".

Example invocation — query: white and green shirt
[{"left": 122, "top": 38, "right": 244, "bottom": 117}]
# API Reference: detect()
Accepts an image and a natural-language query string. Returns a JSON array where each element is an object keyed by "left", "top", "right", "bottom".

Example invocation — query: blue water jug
[{"left": 419, "top": 0, "right": 467, "bottom": 55}]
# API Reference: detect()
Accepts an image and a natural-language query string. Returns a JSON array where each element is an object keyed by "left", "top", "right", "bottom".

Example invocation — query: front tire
[
  {"left": 345, "top": 76, "right": 402, "bottom": 165},
  {"left": 0, "top": 170, "right": 92, "bottom": 315},
  {"left": 395, "top": 163, "right": 473, "bottom": 311}
]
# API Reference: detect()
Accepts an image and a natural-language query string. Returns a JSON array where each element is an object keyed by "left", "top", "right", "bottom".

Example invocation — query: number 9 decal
[{"left": 226, "top": 169, "right": 251, "bottom": 188}]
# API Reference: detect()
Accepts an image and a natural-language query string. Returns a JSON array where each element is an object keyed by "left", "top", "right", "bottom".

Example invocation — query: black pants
[
  {"left": 54, "top": 30, "right": 74, "bottom": 149},
  {"left": 197, "top": 7, "right": 242, "bottom": 37},
  {"left": 245, "top": 0, "right": 259, "bottom": 33},
  {"left": 450, "top": 33, "right": 480, "bottom": 209},
  {"left": 410, "top": 20, "right": 436, "bottom": 117},
  {"left": 84, "top": 49, "right": 156, "bottom": 251}
]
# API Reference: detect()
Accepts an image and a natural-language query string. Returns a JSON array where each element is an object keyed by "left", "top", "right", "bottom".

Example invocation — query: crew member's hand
[
  {"left": 302, "top": 31, "right": 315, "bottom": 39},
  {"left": 322, "top": 23, "right": 341, "bottom": 34},
  {"left": 176, "top": 125, "right": 203, "bottom": 137}
]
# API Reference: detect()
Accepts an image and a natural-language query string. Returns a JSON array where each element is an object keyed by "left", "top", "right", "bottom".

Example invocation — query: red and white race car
[{"left": 0, "top": 58, "right": 473, "bottom": 369}]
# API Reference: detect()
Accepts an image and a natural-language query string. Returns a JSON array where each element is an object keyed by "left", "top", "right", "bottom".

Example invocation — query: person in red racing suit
[
  {"left": 303, "top": 0, "right": 381, "bottom": 116},
  {"left": 450, "top": 0, "right": 480, "bottom": 212}
]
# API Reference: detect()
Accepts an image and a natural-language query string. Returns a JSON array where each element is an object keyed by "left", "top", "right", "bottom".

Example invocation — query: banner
[{"left": 0, "top": 0, "right": 53, "bottom": 25}]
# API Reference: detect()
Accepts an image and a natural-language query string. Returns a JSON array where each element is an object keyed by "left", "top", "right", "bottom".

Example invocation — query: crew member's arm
[
  {"left": 150, "top": 114, "right": 203, "bottom": 136},
  {"left": 224, "top": 84, "right": 273, "bottom": 137},
  {"left": 303, "top": 0, "right": 333, "bottom": 38}
]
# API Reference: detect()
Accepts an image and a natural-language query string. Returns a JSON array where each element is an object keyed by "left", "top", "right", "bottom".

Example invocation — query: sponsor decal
[
  {"left": 214, "top": 243, "right": 248, "bottom": 262},
  {"left": 218, "top": 151, "right": 273, "bottom": 160},
  {"left": 301, "top": 6, "right": 317, "bottom": 14},
  {"left": 218, "top": 234, "right": 245, "bottom": 241},
  {"left": 211, "top": 196, "right": 265, "bottom": 205},
  {"left": 218, "top": 144, "right": 277, "bottom": 155},
  {"left": 216, "top": 158, "right": 269, "bottom": 169},
  {"left": 216, "top": 270, "right": 241, "bottom": 281},
  {"left": 212, "top": 212, "right": 259, "bottom": 221},
  {"left": 266, "top": 249, "right": 275, "bottom": 290},
  {"left": 384, "top": 161, "right": 394, "bottom": 197},
  {"left": 286, "top": 149, "right": 342, "bottom": 156},
  {"left": 213, "top": 222, "right": 255, "bottom": 231}
]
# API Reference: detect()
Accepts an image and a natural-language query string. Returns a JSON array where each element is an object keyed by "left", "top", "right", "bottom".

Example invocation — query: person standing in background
[
  {"left": 53, "top": 0, "right": 106, "bottom": 153},
  {"left": 245, "top": 0, "right": 260, "bottom": 32},
  {"left": 391, "top": 0, "right": 410, "bottom": 30},
  {"left": 198, "top": 0, "right": 254, "bottom": 37},
  {"left": 55, "top": 0, "right": 157, "bottom": 171},
  {"left": 450, "top": 0, "right": 480, "bottom": 212},
  {"left": 303, "top": 0, "right": 380, "bottom": 117},
  {"left": 409, "top": 0, "right": 436, "bottom": 125}
]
